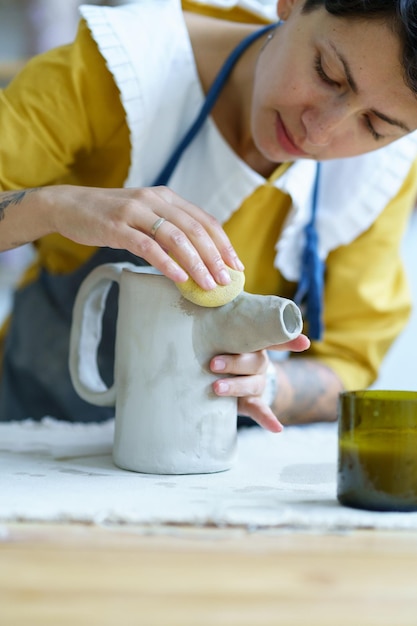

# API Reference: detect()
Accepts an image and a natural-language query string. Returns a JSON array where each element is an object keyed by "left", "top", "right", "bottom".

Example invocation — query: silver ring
[{"left": 150, "top": 217, "right": 167, "bottom": 239}]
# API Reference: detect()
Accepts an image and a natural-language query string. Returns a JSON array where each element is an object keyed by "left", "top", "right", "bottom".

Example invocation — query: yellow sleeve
[
  {"left": 303, "top": 159, "right": 417, "bottom": 390},
  {"left": 0, "top": 18, "right": 129, "bottom": 191},
  {"left": 0, "top": 18, "right": 130, "bottom": 275}
]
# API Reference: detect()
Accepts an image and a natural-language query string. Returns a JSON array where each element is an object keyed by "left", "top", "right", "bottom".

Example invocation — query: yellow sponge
[{"left": 175, "top": 267, "right": 245, "bottom": 307}]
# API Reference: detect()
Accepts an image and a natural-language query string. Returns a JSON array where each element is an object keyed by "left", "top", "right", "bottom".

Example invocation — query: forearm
[
  {"left": 0, "top": 187, "right": 53, "bottom": 250},
  {"left": 0, "top": 183, "right": 244, "bottom": 290},
  {"left": 271, "top": 357, "right": 344, "bottom": 425}
]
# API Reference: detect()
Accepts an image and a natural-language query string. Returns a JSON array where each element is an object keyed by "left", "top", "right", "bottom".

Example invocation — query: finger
[
  {"left": 210, "top": 351, "right": 268, "bottom": 376},
  {"left": 145, "top": 187, "right": 244, "bottom": 288},
  {"left": 128, "top": 206, "right": 231, "bottom": 290},
  {"left": 238, "top": 397, "right": 283, "bottom": 433},
  {"left": 114, "top": 207, "right": 221, "bottom": 289},
  {"left": 269, "top": 335, "right": 311, "bottom": 352},
  {"left": 151, "top": 187, "right": 245, "bottom": 278},
  {"left": 152, "top": 218, "right": 234, "bottom": 290},
  {"left": 213, "top": 373, "right": 266, "bottom": 400},
  {"left": 115, "top": 224, "right": 192, "bottom": 283},
  {"left": 212, "top": 375, "right": 283, "bottom": 432},
  {"left": 120, "top": 187, "right": 243, "bottom": 290}
]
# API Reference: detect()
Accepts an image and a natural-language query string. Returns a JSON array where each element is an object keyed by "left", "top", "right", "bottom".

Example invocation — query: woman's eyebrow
[
  {"left": 329, "top": 42, "right": 358, "bottom": 93},
  {"left": 371, "top": 109, "right": 411, "bottom": 133},
  {"left": 330, "top": 42, "right": 411, "bottom": 133}
]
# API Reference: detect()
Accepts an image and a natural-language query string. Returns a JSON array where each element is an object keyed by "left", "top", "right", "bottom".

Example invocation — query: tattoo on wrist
[
  {"left": 278, "top": 359, "right": 343, "bottom": 425},
  {"left": 0, "top": 188, "right": 39, "bottom": 221}
]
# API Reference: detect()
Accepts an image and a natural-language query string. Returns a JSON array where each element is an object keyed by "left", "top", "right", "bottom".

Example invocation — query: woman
[{"left": 0, "top": 0, "right": 417, "bottom": 428}]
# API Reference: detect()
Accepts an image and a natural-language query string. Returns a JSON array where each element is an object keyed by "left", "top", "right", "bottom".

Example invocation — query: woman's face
[{"left": 251, "top": 0, "right": 417, "bottom": 162}]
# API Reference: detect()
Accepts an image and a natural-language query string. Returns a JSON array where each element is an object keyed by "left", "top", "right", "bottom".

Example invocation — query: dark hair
[{"left": 302, "top": 0, "right": 417, "bottom": 96}]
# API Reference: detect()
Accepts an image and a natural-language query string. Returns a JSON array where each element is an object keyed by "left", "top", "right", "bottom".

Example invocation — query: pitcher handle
[{"left": 69, "top": 262, "right": 136, "bottom": 406}]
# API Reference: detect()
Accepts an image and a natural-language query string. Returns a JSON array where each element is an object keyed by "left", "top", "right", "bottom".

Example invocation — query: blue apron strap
[
  {"left": 152, "top": 22, "right": 278, "bottom": 186},
  {"left": 294, "top": 162, "right": 324, "bottom": 341}
]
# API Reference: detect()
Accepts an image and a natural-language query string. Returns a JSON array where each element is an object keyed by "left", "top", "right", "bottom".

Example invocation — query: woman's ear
[{"left": 277, "top": 0, "right": 300, "bottom": 21}]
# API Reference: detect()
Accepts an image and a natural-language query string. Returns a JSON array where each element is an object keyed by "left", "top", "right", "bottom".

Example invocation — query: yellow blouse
[{"left": 0, "top": 4, "right": 416, "bottom": 391}]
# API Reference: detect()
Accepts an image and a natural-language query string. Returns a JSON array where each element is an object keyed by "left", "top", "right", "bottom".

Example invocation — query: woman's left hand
[{"left": 210, "top": 335, "right": 310, "bottom": 432}]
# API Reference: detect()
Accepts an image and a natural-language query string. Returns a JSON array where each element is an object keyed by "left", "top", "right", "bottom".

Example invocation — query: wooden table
[{"left": 1, "top": 522, "right": 417, "bottom": 626}]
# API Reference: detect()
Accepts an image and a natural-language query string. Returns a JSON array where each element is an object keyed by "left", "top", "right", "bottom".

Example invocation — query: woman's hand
[
  {"left": 209, "top": 335, "right": 311, "bottom": 432},
  {"left": 0, "top": 184, "right": 244, "bottom": 290}
]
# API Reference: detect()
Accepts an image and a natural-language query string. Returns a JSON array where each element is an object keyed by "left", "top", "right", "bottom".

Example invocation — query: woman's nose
[{"left": 301, "top": 104, "right": 350, "bottom": 146}]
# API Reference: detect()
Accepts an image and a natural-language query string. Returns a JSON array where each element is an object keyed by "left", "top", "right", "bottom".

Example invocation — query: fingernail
[
  {"left": 217, "top": 381, "right": 229, "bottom": 394},
  {"left": 172, "top": 267, "right": 188, "bottom": 282},
  {"left": 212, "top": 358, "right": 226, "bottom": 372},
  {"left": 218, "top": 269, "right": 231, "bottom": 285},
  {"left": 235, "top": 258, "right": 245, "bottom": 271},
  {"left": 203, "top": 274, "right": 217, "bottom": 290}
]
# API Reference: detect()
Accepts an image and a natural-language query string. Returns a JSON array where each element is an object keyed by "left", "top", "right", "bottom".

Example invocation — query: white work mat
[{"left": 1, "top": 418, "right": 417, "bottom": 531}]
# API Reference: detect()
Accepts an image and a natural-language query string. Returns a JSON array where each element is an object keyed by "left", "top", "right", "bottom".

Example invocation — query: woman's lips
[{"left": 275, "top": 114, "right": 308, "bottom": 157}]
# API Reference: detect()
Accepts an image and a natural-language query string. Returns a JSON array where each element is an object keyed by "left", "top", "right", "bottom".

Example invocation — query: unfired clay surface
[{"left": 69, "top": 263, "right": 302, "bottom": 475}]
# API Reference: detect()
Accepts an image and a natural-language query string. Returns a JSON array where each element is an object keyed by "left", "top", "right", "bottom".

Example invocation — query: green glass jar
[{"left": 337, "top": 390, "right": 417, "bottom": 512}]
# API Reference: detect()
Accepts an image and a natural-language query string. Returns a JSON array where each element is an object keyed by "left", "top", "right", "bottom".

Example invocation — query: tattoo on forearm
[
  {"left": 276, "top": 358, "right": 344, "bottom": 425},
  {"left": 0, "top": 188, "right": 39, "bottom": 221}
]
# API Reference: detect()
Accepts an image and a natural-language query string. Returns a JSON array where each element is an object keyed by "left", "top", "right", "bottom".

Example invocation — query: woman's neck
[{"left": 184, "top": 12, "right": 278, "bottom": 178}]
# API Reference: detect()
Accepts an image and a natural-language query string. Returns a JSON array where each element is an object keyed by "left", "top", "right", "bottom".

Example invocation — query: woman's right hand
[{"left": 0, "top": 184, "right": 244, "bottom": 290}]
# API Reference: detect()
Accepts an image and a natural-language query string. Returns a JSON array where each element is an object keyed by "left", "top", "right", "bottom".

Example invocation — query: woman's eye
[
  {"left": 364, "top": 115, "right": 383, "bottom": 141},
  {"left": 314, "top": 54, "right": 340, "bottom": 87}
]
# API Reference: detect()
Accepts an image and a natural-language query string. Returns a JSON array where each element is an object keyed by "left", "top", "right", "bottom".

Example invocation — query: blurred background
[
  {"left": 0, "top": 0, "right": 135, "bottom": 63},
  {"left": 0, "top": 0, "right": 416, "bottom": 390}
]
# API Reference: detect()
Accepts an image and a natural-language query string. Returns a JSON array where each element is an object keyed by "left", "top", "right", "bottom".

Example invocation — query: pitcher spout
[{"left": 193, "top": 291, "right": 303, "bottom": 358}]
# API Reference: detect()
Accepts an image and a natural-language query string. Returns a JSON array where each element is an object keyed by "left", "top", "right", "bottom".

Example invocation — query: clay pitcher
[{"left": 69, "top": 262, "right": 303, "bottom": 474}]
